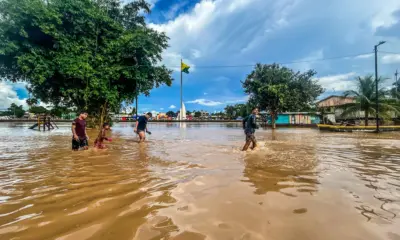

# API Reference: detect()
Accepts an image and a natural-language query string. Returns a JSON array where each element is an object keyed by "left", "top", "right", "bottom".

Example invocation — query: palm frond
[{"left": 341, "top": 105, "right": 361, "bottom": 118}]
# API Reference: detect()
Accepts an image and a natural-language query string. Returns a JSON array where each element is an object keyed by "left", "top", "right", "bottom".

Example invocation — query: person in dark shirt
[
  {"left": 72, "top": 111, "right": 89, "bottom": 151},
  {"left": 242, "top": 107, "right": 259, "bottom": 151},
  {"left": 134, "top": 113, "right": 151, "bottom": 142},
  {"left": 94, "top": 123, "right": 112, "bottom": 149}
]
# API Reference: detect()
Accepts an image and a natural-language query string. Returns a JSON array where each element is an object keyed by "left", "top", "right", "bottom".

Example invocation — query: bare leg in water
[
  {"left": 138, "top": 131, "right": 146, "bottom": 142},
  {"left": 242, "top": 132, "right": 257, "bottom": 151}
]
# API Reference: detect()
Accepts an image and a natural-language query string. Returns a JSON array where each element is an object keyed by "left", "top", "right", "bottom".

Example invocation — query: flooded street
[{"left": 0, "top": 122, "right": 399, "bottom": 240}]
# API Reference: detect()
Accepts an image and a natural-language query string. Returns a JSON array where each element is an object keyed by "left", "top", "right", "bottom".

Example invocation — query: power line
[
  {"left": 126, "top": 51, "right": 379, "bottom": 69},
  {"left": 380, "top": 51, "right": 400, "bottom": 55},
  {"left": 165, "top": 51, "right": 374, "bottom": 69}
]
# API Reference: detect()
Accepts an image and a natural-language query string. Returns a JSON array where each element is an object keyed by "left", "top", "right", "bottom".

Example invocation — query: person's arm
[
  {"left": 134, "top": 120, "right": 138, "bottom": 132},
  {"left": 72, "top": 122, "right": 78, "bottom": 140},
  {"left": 84, "top": 125, "right": 89, "bottom": 140},
  {"left": 145, "top": 122, "right": 152, "bottom": 134},
  {"left": 102, "top": 129, "right": 108, "bottom": 141}
]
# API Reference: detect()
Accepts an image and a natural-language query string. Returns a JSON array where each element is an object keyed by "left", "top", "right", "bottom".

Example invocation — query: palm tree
[
  {"left": 391, "top": 79, "right": 400, "bottom": 99},
  {"left": 341, "top": 75, "right": 400, "bottom": 126}
]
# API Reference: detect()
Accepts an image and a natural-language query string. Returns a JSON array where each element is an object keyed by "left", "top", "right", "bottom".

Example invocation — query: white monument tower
[{"left": 179, "top": 102, "right": 186, "bottom": 120}]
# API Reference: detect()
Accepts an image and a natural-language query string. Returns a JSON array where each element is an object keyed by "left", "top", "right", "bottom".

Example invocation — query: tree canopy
[
  {"left": 224, "top": 103, "right": 250, "bottom": 119},
  {"left": 0, "top": 0, "right": 173, "bottom": 124},
  {"left": 242, "top": 63, "right": 324, "bottom": 128},
  {"left": 166, "top": 111, "right": 175, "bottom": 118},
  {"left": 5, "top": 104, "right": 25, "bottom": 118}
]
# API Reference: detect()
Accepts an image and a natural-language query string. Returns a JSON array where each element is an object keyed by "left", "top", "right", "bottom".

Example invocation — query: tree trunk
[
  {"left": 365, "top": 111, "right": 369, "bottom": 126},
  {"left": 271, "top": 112, "right": 276, "bottom": 129},
  {"left": 96, "top": 102, "right": 108, "bottom": 140},
  {"left": 135, "top": 95, "right": 138, "bottom": 117}
]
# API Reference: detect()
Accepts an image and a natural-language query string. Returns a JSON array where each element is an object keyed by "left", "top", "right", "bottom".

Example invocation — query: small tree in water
[
  {"left": 242, "top": 63, "right": 324, "bottom": 128},
  {"left": 0, "top": 0, "right": 173, "bottom": 133}
]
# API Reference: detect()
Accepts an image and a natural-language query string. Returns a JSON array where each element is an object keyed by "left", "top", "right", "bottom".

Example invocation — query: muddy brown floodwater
[{"left": 0, "top": 122, "right": 400, "bottom": 240}]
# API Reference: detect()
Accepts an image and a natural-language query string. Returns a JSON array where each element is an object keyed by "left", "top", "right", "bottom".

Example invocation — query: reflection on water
[{"left": 0, "top": 122, "right": 399, "bottom": 239}]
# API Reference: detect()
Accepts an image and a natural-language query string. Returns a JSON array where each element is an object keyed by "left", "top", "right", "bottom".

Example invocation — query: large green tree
[
  {"left": 224, "top": 103, "right": 249, "bottom": 119},
  {"left": 7, "top": 103, "right": 25, "bottom": 118},
  {"left": 0, "top": 0, "right": 172, "bottom": 129},
  {"left": 166, "top": 111, "right": 175, "bottom": 118},
  {"left": 224, "top": 105, "right": 235, "bottom": 119},
  {"left": 341, "top": 75, "right": 400, "bottom": 126},
  {"left": 242, "top": 63, "right": 324, "bottom": 128}
]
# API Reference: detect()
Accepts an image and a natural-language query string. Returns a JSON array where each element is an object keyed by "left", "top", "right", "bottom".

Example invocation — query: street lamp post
[
  {"left": 374, "top": 41, "right": 386, "bottom": 133},
  {"left": 395, "top": 69, "right": 399, "bottom": 99}
]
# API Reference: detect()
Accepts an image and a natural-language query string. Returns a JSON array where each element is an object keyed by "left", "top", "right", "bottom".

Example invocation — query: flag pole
[{"left": 180, "top": 59, "right": 183, "bottom": 121}]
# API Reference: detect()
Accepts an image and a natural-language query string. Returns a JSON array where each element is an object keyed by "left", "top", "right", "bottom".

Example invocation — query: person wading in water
[
  {"left": 242, "top": 107, "right": 259, "bottom": 151},
  {"left": 72, "top": 111, "right": 89, "bottom": 151},
  {"left": 94, "top": 123, "right": 112, "bottom": 149},
  {"left": 134, "top": 113, "right": 152, "bottom": 142}
]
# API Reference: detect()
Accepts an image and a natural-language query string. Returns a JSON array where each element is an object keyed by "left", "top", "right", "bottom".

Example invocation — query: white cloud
[
  {"left": 382, "top": 54, "right": 400, "bottom": 64},
  {"left": 203, "top": 92, "right": 208, "bottom": 95},
  {"left": 187, "top": 96, "right": 248, "bottom": 106},
  {"left": 160, "top": 108, "right": 164, "bottom": 110},
  {"left": 148, "top": 0, "right": 400, "bottom": 74},
  {"left": 317, "top": 72, "right": 357, "bottom": 92},
  {"left": 191, "top": 49, "right": 202, "bottom": 59},
  {"left": 355, "top": 53, "right": 374, "bottom": 59},
  {"left": 38, "top": 102, "right": 52, "bottom": 110},
  {"left": 162, "top": 1, "right": 188, "bottom": 20},
  {"left": 162, "top": 52, "right": 195, "bottom": 72},
  {"left": 169, "top": 105, "right": 176, "bottom": 109},
  {"left": 0, "top": 82, "right": 28, "bottom": 110},
  {"left": 187, "top": 99, "right": 222, "bottom": 106},
  {"left": 370, "top": 0, "right": 400, "bottom": 31},
  {"left": 149, "top": 0, "right": 297, "bottom": 68},
  {"left": 290, "top": 49, "right": 325, "bottom": 72}
]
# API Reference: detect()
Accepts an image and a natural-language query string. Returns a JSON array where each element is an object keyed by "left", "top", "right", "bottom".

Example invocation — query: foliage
[
  {"left": 50, "top": 106, "right": 72, "bottom": 117},
  {"left": 7, "top": 103, "right": 25, "bottom": 118},
  {"left": 29, "top": 106, "right": 48, "bottom": 115},
  {"left": 224, "top": 105, "right": 235, "bottom": 119},
  {"left": 26, "top": 98, "right": 38, "bottom": 107},
  {"left": 166, "top": 111, "right": 175, "bottom": 118},
  {"left": 391, "top": 79, "right": 400, "bottom": 99},
  {"left": 341, "top": 75, "right": 400, "bottom": 126},
  {"left": 242, "top": 63, "right": 324, "bottom": 128},
  {"left": 0, "top": 0, "right": 173, "bottom": 128},
  {"left": 224, "top": 104, "right": 249, "bottom": 119},
  {"left": 194, "top": 111, "right": 201, "bottom": 118}
]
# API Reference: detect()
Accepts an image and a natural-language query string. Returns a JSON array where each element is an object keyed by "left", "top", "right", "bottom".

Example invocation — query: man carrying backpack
[{"left": 242, "top": 107, "right": 259, "bottom": 151}]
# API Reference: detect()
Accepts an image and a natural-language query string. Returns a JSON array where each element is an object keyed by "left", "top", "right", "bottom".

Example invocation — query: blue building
[{"left": 266, "top": 112, "right": 320, "bottom": 125}]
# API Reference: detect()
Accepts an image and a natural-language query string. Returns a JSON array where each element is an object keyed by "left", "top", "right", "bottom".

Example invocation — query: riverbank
[
  {"left": 0, "top": 119, "right": 321, "bottom": 128},
  {"left": 0, "top": 119, "right": 243, "bottom": 123},
  {"left": 1, "top": 123, "right": 399, "bottom": 239}
]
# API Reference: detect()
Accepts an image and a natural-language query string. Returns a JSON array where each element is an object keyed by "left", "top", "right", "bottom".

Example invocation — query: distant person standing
[
  {"left": 242, "top": 108, "right": 259, "bottom": 151},
  {"left": 134, "top": 113, "right": 151, "bottom": 142},
  {"left": 72, "top": 111, "right": 89, "bottom": 151}
]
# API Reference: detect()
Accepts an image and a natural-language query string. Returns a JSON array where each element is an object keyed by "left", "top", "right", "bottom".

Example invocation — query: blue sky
[{"left": 1, "top": 0, "right": 400, "bottom": 113}]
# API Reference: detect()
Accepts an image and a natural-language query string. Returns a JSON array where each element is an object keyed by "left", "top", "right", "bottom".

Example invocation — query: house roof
[{"left": 316, "top": 95, "right": 355, "bottom": 104}]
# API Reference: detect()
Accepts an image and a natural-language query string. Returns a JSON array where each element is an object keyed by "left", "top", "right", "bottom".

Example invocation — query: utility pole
[
  {"left": 395, "top": 69, "right": 399, "bottom": 99},
  {"left": 374, "top": 41, "right": 386, "bottom": 133},
  {"left": 180, "top": 59, "right": 183, "bottom": 121}
]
